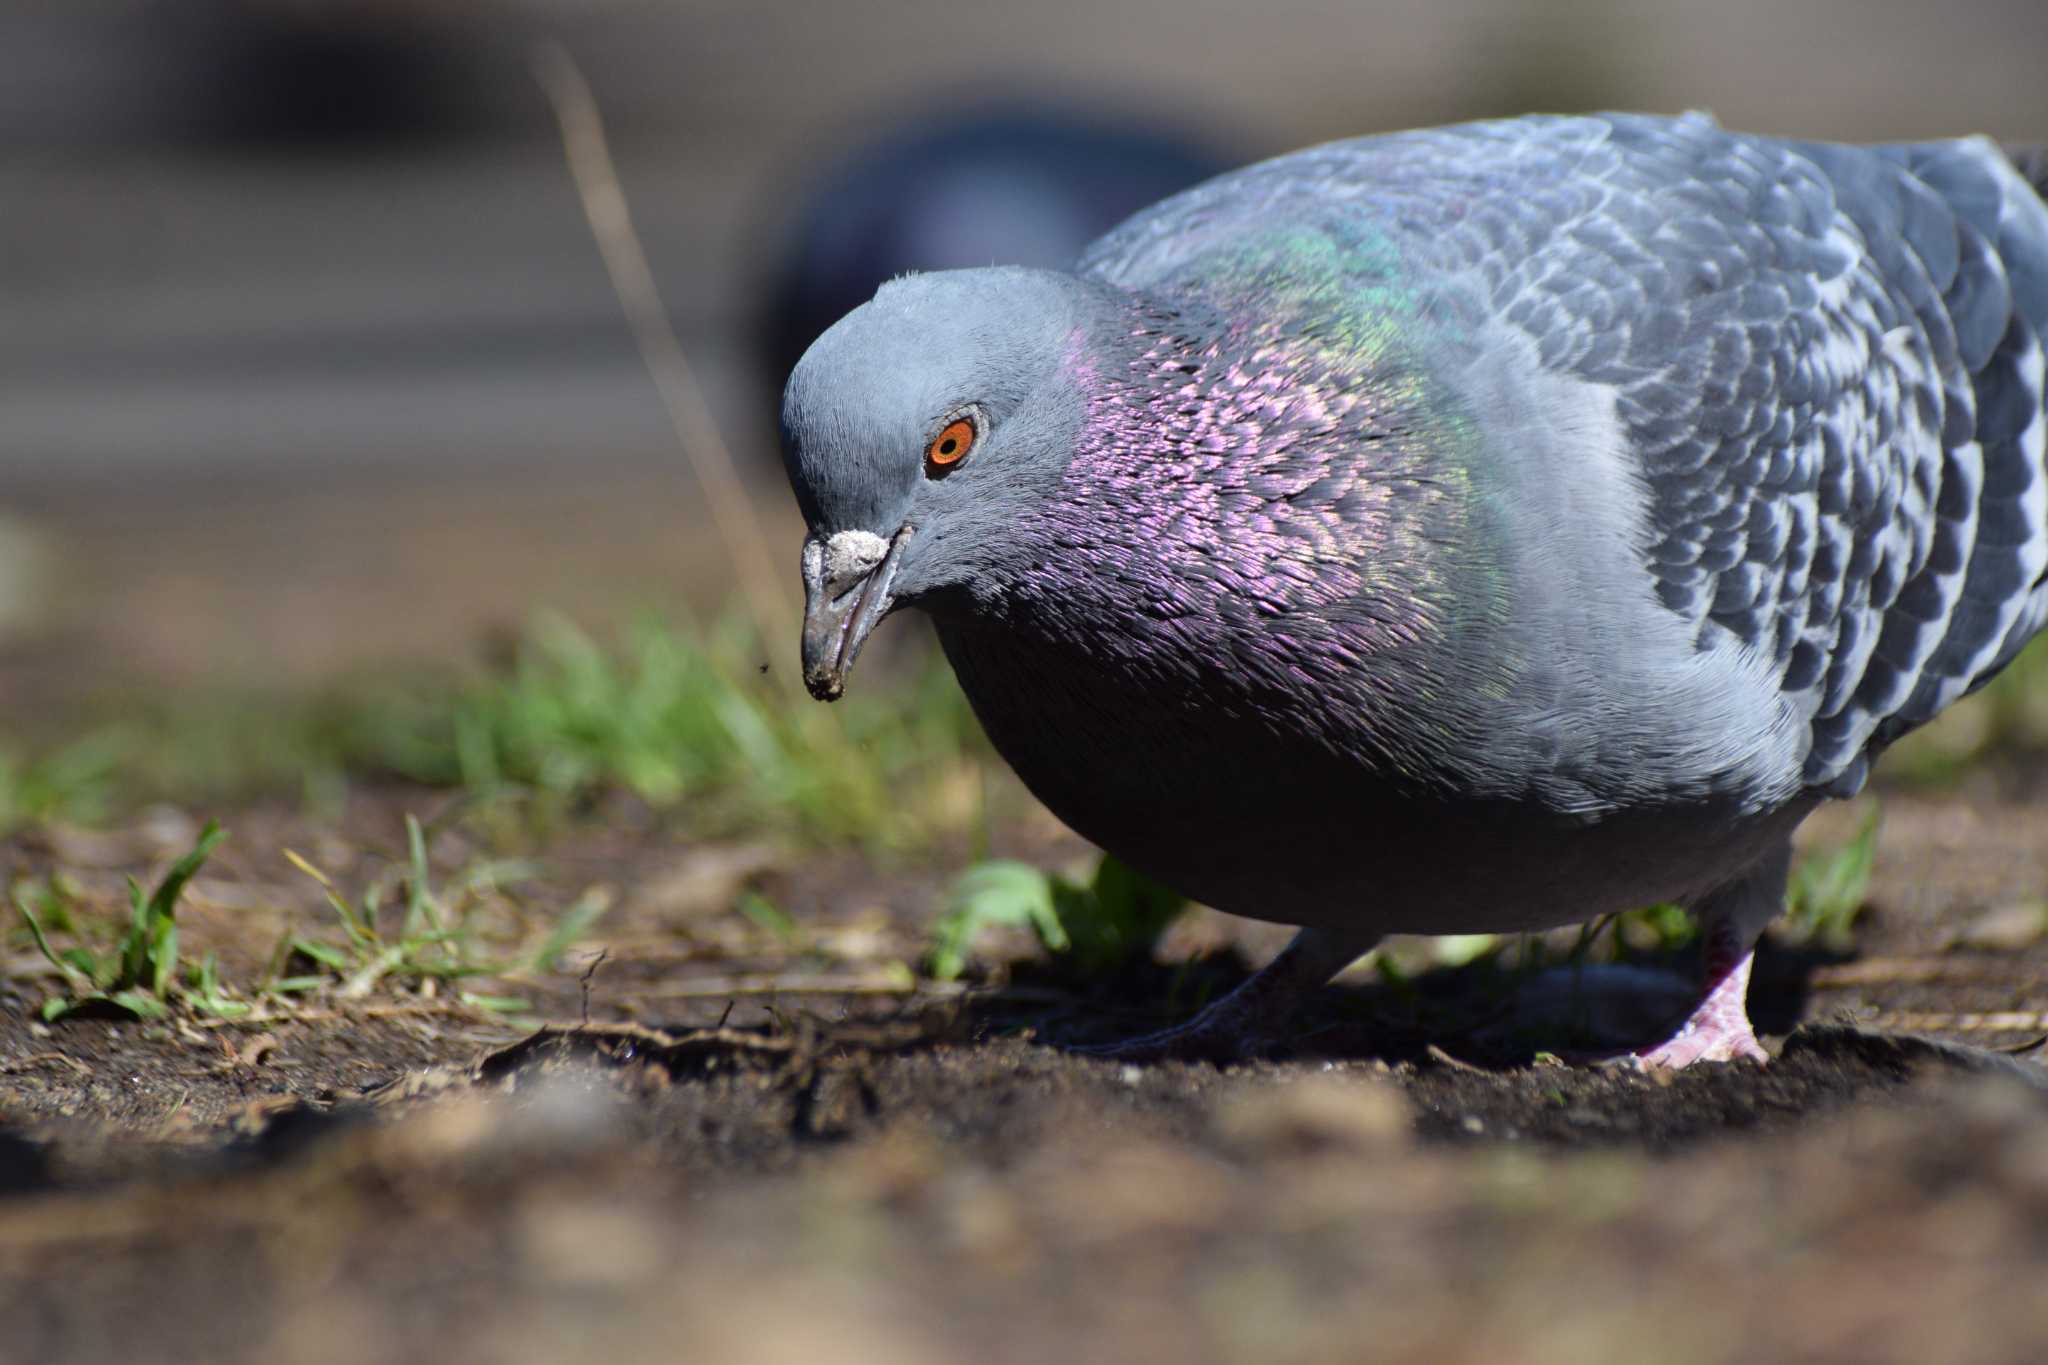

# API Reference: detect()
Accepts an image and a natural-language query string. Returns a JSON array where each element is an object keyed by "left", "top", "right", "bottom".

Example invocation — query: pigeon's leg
[
  {"left": 1076, "top": 925, "right": 1381, "bottom": 1064},
  {"left": 1633, "top": 843, "right": 1789, "bottom": 1069}
]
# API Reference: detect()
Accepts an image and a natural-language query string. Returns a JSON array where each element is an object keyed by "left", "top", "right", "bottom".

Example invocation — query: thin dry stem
[
  {"left": 617, "top": 973, "right": 964, "bottom": 1001},
  {"left": 1868, "top": 1010, "right": 2048, "bottom": 1034},
  {"left": 1809, "top": 958, "right": 2019, "bottom": 987},
  {"left": 530, "top": 39, "right": 799, "bottom": 654}
]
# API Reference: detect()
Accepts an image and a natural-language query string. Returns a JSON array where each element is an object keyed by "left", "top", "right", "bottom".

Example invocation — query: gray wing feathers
[
  {"left": 1862, "top": 139, "right": 2048, "bottom": 755},
  {"left": 1542, "top": 123, "right": 2048, "bottom": 793},
  {"left": 1081, "top": 114, "right": 2048, "bottom": 797}
]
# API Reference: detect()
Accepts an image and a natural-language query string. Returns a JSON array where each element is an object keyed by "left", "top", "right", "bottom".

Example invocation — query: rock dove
[
  {"left": 781, "top": 113, "right": 2048, "bottom": 1067},
  {"left": 758, "top": 104, "right": 1224, "bottom": 392}
]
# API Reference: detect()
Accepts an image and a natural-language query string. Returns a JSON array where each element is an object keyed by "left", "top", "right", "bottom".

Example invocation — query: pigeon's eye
[{"left": 926, "top": 418, "right": 976, "bottom": 473}]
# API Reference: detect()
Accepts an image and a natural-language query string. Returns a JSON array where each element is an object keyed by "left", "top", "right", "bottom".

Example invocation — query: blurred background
[{"left": 5, "top": 0, "right": 2048, "bottom": 708}]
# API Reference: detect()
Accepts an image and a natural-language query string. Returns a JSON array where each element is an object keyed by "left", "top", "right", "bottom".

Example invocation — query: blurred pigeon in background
[
  {"left": 780, "top": 112, "right": 2048, "bottom": 1067},
  {"left": 757, "top": 104, "right": 1226, "bottom": 391}
]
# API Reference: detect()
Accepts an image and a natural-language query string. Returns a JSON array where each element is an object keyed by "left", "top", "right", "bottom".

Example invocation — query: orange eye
[{"left": 926, "top": 418, "right": 975, "bottom": 470}]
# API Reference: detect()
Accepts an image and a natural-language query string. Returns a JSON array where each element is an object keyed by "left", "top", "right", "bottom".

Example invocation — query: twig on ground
[
  {"left": 1868, "top": 1010, "right": 2048, "bottom": 1034},
  {"left": 1808, "top": 958, "right": 2022, "bottom": 987},
  {"left": 0, "top": 1051, "right": 93, "bottom": 1077},
  {"left": 579, "top": 947, "right": 609, "bottom": 1025},
  {"left": 622, "top": 973, "right": 965, "bottom": 1002},
  {"left": 188, "top": 1001, "right": 512, "bottom": 1029},
  {"left": 1424, "top": 1043, "right": 1487, "bottom": 1073}
]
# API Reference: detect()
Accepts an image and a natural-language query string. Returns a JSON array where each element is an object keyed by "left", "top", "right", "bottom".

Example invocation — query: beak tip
[{"left": 799, "top": 523, "right": 911, "bottom": 704}]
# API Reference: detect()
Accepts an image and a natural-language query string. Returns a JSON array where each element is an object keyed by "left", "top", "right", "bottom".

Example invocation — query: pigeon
[
  {"left": 757, "top": 103, "right": 1224, "bottom": 390},
  {"left": 780, "top": 112, "right": 2048, "bottom": 1067}
]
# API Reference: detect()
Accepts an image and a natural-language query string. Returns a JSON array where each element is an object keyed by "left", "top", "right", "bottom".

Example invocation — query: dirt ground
[{"left": 0, "top": 777, "right": 2045, "bottom": 1365}]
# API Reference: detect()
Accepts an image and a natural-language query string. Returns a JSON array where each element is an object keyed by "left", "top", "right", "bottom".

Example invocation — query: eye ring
[{"left": 925, "top": 410, "right": 981, "bottom": 476}]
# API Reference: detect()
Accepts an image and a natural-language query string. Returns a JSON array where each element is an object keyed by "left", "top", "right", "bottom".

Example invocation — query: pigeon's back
[{"left": 1078, "top": 114, "right": 2048, "bottom": 801}]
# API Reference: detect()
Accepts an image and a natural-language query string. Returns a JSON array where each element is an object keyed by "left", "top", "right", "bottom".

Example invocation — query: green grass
[
  {"left": 404, "top": 612, "right": 988, "bottom": 846},
  {"left": 0, "top": 608, "right": 991, "bottom": 1022},
  {"left": 9, "top": 811, "right": 616, "bottom": 1023},
  {"left": 930, "top": 855, "right": 1188, "bottom": 981},
  {"left": 1780, "top": 804, "right": 1881, "bottom": 949},
  {"left": 0, "top": 732, "right": 126, "bottom": 834},
  {"left": 1, "top": 610, "right": 992, "bottom": 850},
  {"left": 16, "top": 820, "right": 235, "bottom": 1020},
  {"left": 279, "top": 813, "right": 542, "bottom": 1013}
]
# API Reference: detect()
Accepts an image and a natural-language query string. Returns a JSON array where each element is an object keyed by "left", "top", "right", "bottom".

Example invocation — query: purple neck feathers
[{"left": 975, "top": 293, "right": 1486, "bottom": 769}]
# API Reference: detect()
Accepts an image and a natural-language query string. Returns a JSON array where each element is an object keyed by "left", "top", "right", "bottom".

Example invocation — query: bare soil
[{"left": 2, "top": 781, "right": 2047, "bottom": 1365}]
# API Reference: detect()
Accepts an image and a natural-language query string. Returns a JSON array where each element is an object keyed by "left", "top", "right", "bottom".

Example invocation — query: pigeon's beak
[{"left": 800, "top": 525, "right": 913, "bottom": 701}]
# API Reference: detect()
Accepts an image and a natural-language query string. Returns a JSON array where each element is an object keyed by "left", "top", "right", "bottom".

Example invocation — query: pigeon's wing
[{"left": 1080, "top": 114, "right": 2048, "bottom": 796}]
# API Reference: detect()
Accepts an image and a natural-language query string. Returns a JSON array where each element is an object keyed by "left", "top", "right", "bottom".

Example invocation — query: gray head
[{"left": 781, "top": 266, "right": 1114, "bottom": 699}]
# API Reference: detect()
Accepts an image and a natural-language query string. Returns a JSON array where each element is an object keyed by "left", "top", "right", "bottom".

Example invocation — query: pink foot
[{"left": 1632, "top": 945, "right": 1768, "bottom": 1068}]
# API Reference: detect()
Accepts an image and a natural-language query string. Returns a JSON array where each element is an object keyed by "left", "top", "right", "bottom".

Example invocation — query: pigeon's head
[{"left": 781, "top": 266, "right": 1106, "bottom": 700}]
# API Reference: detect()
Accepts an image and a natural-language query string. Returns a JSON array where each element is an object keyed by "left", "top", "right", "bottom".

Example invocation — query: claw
[{"left": 1632, "top": 945, "right": 1769, "bottom": 1069}]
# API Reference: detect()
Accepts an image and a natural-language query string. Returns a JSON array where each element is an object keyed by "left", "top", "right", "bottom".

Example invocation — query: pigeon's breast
[{"left": 934, "top": 619, "right": 1804, "bottom": 934}]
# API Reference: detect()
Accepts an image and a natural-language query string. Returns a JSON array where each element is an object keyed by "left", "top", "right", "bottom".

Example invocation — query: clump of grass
[
  {"left": 9, "top": 810, "right": 620, "bottom": 1024},
  {"left": 15, "top": 820, "right": 240, "bottom": 1020},
  {"left": 393, "top": 612, "right": 987, "bottom": 847},
  {"left": 280, "top": 814, "right": 540, "bottom": 1013},
  {"left": 0, "top": 732, "right": 125, "bottom": 836},
  {"left": 13, "top": 611, "right": 990, "bottom": 851},
  {"left": 930, "top": 854, "right": 1187, "bottom": 981},
  {"left": 1781, "top": 804, "right": 1880, "bottom": 948}
]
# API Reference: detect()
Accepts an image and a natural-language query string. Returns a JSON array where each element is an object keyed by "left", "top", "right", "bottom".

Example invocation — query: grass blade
[{"left": 114, "top": 820, "right": 226, "bottom": 994}]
